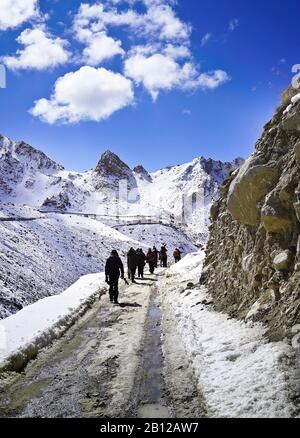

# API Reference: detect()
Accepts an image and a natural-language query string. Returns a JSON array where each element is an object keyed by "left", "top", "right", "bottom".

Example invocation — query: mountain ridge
[{"left": 0, "top": 133, "right": 244, "bottom": 244}]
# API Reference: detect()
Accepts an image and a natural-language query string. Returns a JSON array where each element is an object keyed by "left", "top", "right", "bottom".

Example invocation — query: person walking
[
  {"left": 105, "top": 250, "right": 124, "bottom": 305},
  {"left": 136, "top": 248, "right": 146, "bottom": 279},
  {"left": 173, "top": 248, "right": 182, "bottom": 263},
  {"left": 160, "top": 244, "right": 168, "bottom": 268},
  {"left": 153, "top": 246, "right": 159, "bottom": 268},
  {"left": 147, "top": 248, "right": 156, "bottom": 274},
  {"left": 127, "top": 247, "right": 138, "bottom": 283}
]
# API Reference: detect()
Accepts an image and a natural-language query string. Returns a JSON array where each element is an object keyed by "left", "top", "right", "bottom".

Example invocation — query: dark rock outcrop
[
  {"left": 92, "top": 150, "right": 139, "bottom": 201},
  {"left": 133, "top": 165, "right": 152, "bottom": 182}
]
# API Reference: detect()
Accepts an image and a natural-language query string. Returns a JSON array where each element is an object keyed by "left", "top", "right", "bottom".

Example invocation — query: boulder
[
  {"left": 261, "top": 192, "right": 293, "bottom": 233},
  {"left": 273, "top": 250, "right": 294, "bottom": 271},
  {"left": 186, "top": 282, "right": 194, "bottom": 289},
  {"left": 262, "top": 215, "right": 293, "bottom": 233},
  {"left": 199, "top": 266, "right": 209, "bottom": 285},
  {"left": 210, "top": 202, "right": 219, "bottom": 221},
  {"left": 281, "top": 108, "right": 300, "bottom": 131},
  {"left": 294, "top": 202, "right": 300, "bottom": 223},
  {"left": 246, "top": 289, "right": 275, "bottom": 321},
  {"left": 227, "top": 157, "right": 279, "bottom": 225},
  {"left": 292, "top": 333, "right": 300, "bottom": 349},
  {"left": 242, "top": 254, "right": 253, "bottom": 273},
  {"left": 294, "top": 142, "right": 300, "bottom": 162}
]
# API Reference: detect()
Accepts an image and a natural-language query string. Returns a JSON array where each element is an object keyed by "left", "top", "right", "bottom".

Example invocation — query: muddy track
[
  {"left": 126, "top": 273, "right": 207, "bottom": 418},
  {"left": 0, "top": 271, "right": 206, "bottom": 418}
]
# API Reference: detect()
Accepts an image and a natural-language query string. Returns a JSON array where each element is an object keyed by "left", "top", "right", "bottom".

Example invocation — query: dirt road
[{"left": 0, "top": 272, "right": 205, "bottom": 418}]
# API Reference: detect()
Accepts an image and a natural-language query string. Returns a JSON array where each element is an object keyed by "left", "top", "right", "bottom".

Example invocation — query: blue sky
[{"left": 0, "top": 0, "right": 299, "bottom": 172}]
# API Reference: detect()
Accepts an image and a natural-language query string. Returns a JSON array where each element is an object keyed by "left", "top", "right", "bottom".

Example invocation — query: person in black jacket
[
  {"left": 153, "top": 246, "right": 159, "bottom": 268},
  {"left": 127, "top": 248, "right": 138, "bottom": 283},
  {"left": 160, "top": 244, "right": 168, "bottom": 268},
  {"left": 136, "top": 248, "right": 146, "bottom": 279},
  {"left": 105, "top": 250, "right": 124, "bottom": 304}
]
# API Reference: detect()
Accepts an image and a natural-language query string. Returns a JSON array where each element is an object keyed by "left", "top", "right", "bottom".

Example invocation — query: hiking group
[{"left": 105, "top": 244, "right": 183, "bottom": 304}]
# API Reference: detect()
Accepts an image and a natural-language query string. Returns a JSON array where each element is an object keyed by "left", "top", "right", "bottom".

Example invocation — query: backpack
[{"left": 148, "top": 252, "right": 156, "bottom": 263}]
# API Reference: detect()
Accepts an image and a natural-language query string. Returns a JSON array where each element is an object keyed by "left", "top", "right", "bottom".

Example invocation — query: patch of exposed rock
[
  {"left": 202, "top": 87, "right": 300, "bottom": 340},
  {"left": 92, "top": 150, "right": 139, "bottom": 201},
  {"left": 133, "top": 165, "right": 152, "bottom": 182}
]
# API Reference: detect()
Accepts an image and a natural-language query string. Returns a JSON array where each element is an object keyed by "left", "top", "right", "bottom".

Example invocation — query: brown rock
[
  {"left": 281, "top": 108, "right": 300, "bottom": 131},
  {"left": 261, "top": 192, "right": 293, "bottom": 233},
  {"left": 294, "top": 142, "right": 300, "bottom": 162},
  {"left": 273, "top": 250, "right": 294, "bottom": 271},
  {"left": 227, "top": 157, "right": 279, "bottom": 225}
]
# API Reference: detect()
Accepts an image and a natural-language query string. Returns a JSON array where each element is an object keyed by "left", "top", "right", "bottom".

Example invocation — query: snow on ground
[
  {"left": 161, "top": 252, "right": 298, "bottom": 418},
  {"left": 0, "top": 205, "right": 148, "bottom": 319},
  {"left": 0, "top": 273, "right": 106, "bottom": 372},
  {"left": 115, "top": 224, "right": 198, "bottom": 254},
  {"left": 0, "top": 204, "right": 43, "bottom": 219}
]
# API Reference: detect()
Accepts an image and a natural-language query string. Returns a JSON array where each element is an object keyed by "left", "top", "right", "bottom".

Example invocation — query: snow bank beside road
[
  {"left": 0, "top": 273, "right": 106, "bottom": 372},
  {"left": 161, "top": 252, "right": 298, "bottom": 418}
]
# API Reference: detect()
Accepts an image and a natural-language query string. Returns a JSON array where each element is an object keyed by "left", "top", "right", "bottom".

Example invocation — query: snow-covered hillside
[{"left": 0, "top": 205, "right": 145, "bottom": 318}]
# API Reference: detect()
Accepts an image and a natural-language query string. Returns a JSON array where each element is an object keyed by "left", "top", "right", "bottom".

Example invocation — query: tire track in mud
[
  {"left": 0, "top": 271, "right": 206, "bottom": 418},
  {"left": 128, "top": 271, "right": 207, "bottom": 418}
]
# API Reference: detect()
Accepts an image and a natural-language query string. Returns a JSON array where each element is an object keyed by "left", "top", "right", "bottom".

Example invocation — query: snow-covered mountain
[
  {"left": 0, "top": 133, "right": 243, "bottom": 318},
  {"left": 0, "top": 134, "right": 243, "bottom": 242}
]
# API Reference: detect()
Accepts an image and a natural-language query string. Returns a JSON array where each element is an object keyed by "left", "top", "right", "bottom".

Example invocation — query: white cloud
[
  {"left": 0, "top": 0, "right": 40, "bottom": 31},
  {"left": 125, "top": 53, "right": 180, "bottom": 100},
  {"left": 145, "top": 3, "right": 191, "bottom": 41},
  {"left": 81, "top": 31, "right": 124, "bottom": 65},
  {"left": 2, "top": 26, "right": 71, "bottom": 70},
  {"left": 129, "top": 42, "right": 190, "bottom": 59},
  {"left": 73, "top": 1, "right": 191, "bottom": 45},
  {"left": 201, "top": 32, "right": 212, "bottom": 47},
  {"left": 30, "top": 66, "right": 134, "bottom": 124},
  {"left": 163, "top": 44, "right": 191, "bottom": 59},
  {"left": 195, "top": 70, "right": 230, "bottom": 89},
  {"left": 229, "top": 18, "right": 239, "bottom": 32},
  {"left": 124, "top": 52, "right": 229, "bottom": 100}
]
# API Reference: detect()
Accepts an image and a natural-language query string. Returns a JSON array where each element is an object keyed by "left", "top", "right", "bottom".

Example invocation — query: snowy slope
[
  {"left": 133, "top": 157, "right": 244, "bottom": 243},
  {"left": 0, "top": 273, "right": 106, "bottom": 371},
  {"left": 115, "top": 224, "right": 197, "bottom": 254},
  {"left": 161, "top": 252, "right": 300, "bottom": 418},
  {"left": 0, "top": 205, "right": 148, "bottom": 319}
]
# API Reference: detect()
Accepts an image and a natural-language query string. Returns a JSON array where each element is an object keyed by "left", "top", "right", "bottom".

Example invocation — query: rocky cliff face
[{"left": 203, "top": 87, "right": 300, "bottom": 341}]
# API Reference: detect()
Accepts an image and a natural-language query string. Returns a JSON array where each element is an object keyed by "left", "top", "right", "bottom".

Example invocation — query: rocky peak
[
  {"left": 231, "top": 157, "right": 245, "bottom": 169},
  {"left": 0, "top": 134, "right": 64, "bottom": 175},
  {"left": 93, "top": 150, "right": 138, "bottom": 196},
  {"left": 133, "top": 165, "right": 152, "bottom": 182},
  {"left": 15, "top": 141, "right": 64, "bottom": 174},
  {"left": 196, "top": 156, "right": 244, "bottom": 184},
  {"left": 95, "top": 150, "right": 131, "bottom": 177}
]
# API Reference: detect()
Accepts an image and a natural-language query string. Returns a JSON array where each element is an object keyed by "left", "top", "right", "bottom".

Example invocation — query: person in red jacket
[
  {"left": 147, "top": 248, "right": 156, "bottom": 274},
  {"left": 173, "top": 248, "right": 182, "bottom": 263}
]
